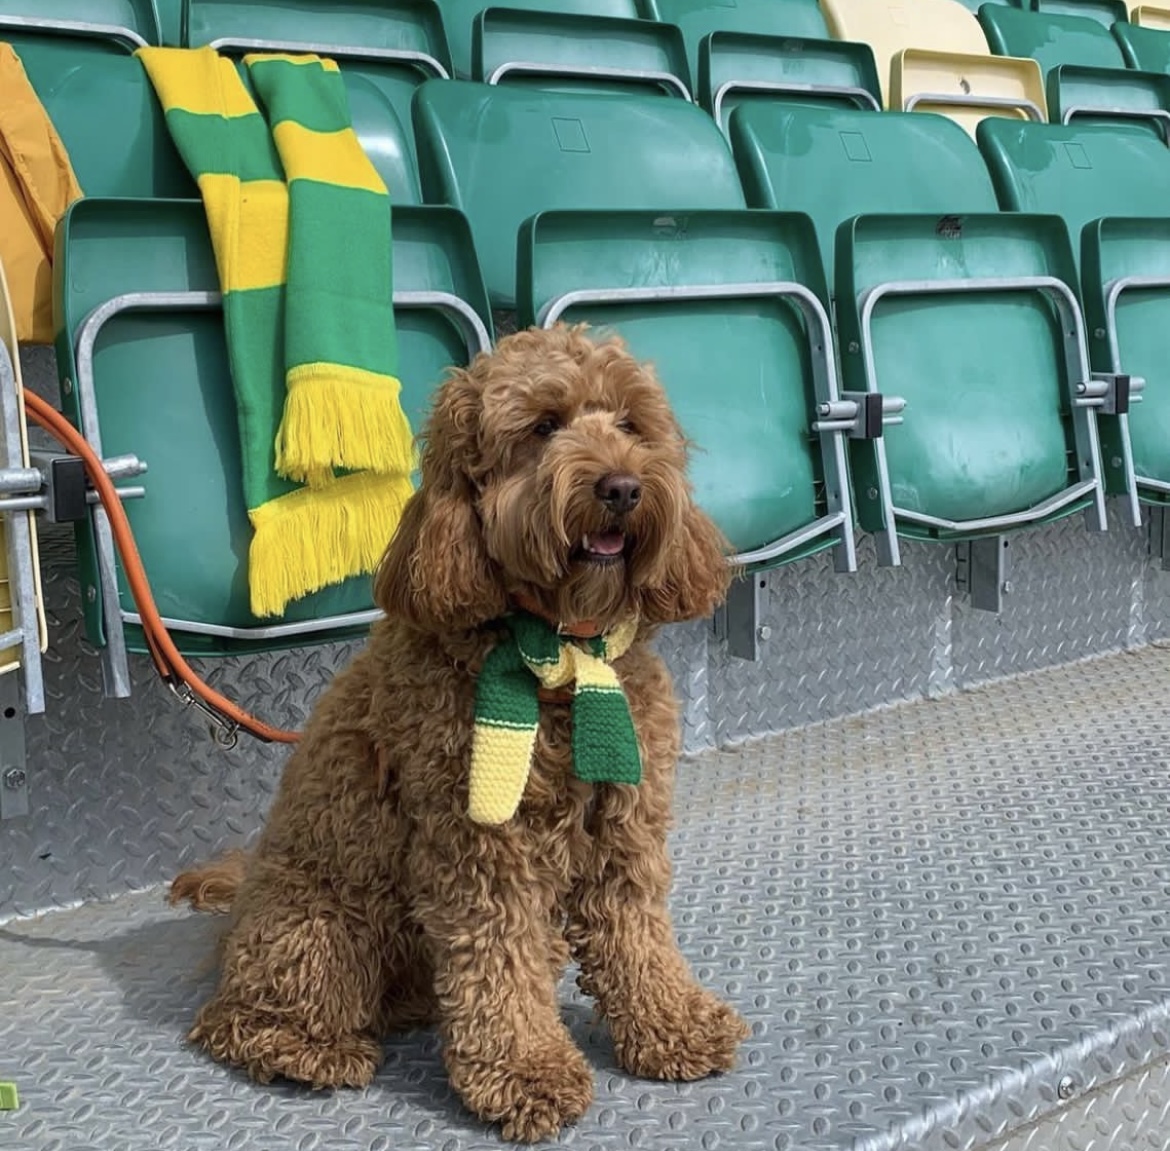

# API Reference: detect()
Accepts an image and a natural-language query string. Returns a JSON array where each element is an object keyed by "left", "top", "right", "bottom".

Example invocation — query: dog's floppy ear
[
  {"left": 639, "top": 492, "right": 732, "bottom": 627},
  {"left": 374, "top": 367, "right": 507, "bottom": 633}
]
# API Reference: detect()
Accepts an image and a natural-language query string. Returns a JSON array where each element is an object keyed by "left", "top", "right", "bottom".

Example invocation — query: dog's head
[{"left": 375, "top": 324, "right": 730, "bottom": 634}]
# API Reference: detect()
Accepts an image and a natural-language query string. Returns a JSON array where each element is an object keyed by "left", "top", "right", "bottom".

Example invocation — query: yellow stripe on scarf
[
  {"left": 271, "top": 122, "right": 387, "bottom": 194},
  {"left": 197, "top": 175, "right": 289, "bottom": 293},
  {"left": 468, "top": 724, "right": 540, "bottom": 826},
  {"left": 467, "top": 618, "right": 640, "bottom": 826},
  {"left": 139, "top": 48, "right": 257, "bottom": 118}
]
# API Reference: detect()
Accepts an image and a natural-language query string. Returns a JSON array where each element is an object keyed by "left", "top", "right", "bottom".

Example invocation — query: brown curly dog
[{"left": 170, "top": 323, "right": 748, "bottom": 1142}]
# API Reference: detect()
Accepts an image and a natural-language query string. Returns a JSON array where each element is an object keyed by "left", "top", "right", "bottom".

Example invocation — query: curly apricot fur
[{"left": 170, "top": 324, "right": 746, "bottom": 1142}]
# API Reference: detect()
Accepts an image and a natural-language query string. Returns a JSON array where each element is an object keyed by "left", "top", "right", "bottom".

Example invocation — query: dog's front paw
[
  {"left": 611, "top": 987, "right": 749, "bottom": 1082},
  {"left": 450, "top": 1041, "right": 594, "bottom": 1143}
]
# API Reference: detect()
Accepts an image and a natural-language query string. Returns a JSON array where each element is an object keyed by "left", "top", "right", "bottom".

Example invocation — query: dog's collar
[{"left": 508, "top": 589, "right": 605, "bottom": 640}]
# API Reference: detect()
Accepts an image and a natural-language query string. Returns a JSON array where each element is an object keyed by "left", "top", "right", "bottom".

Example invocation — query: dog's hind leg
[{"left": 187, "top": 863, "right": 387, "bottom": 1090}]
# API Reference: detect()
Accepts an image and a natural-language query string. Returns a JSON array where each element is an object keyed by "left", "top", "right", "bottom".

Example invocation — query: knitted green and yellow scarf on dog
[
  {"left": 469, "top": 612, "right": 642, "bottom": 825},
  {"left": 136, "top": 46, "right": 414, "bottom": 618}
]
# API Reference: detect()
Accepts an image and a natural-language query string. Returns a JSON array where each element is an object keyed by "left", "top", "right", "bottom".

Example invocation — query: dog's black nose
[{"left": 595, "top": 473, "right": 642, "bottom": 514}]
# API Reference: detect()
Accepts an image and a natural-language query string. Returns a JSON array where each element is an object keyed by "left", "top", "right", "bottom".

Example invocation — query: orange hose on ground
[{"left": 25, "top": 390, "right": 301, "bottom": 745}]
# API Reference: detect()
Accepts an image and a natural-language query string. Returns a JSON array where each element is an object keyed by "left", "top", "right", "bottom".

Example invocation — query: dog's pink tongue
[{"left": 586, "top": 530, "right": 626, "bottom": 556}]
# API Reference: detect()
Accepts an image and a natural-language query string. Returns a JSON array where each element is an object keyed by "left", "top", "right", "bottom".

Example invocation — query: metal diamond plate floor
[{"left": 5, "top": 646, "right": 1170, "bottom": 1151}]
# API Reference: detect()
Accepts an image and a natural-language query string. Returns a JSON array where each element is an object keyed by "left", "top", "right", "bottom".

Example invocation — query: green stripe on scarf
[
  {"left": 136, "top": 46, "right": 414, "bottom": 618},
  {"left": 468, "top": 613, "right": 642, "bottom": 825}
]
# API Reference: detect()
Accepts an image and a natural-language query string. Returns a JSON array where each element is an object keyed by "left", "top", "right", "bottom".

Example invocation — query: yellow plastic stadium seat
[
  {"left": 0, "top": 260, "right": 48, "bottom": 677},
  {"left": 1133, "top": 4, "right": 1170, "bottom": 27},
  {"left": 891, "top": 49, "right": 1047, "bottom": 136},
  {"left": 819, "top": 0, "right": 990, "bottom": 104}
]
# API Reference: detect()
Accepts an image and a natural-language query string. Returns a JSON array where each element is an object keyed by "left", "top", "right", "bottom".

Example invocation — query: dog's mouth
[{"left": 574, "top": 528, "right": 630, "bottom": 567}]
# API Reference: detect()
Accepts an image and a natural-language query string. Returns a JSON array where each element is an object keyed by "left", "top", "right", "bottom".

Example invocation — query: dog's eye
[
  {"left": 617, "top": 418, "right": 636, "bottom": 435},
  {"left": 533, "top": 417, "right": 559, "bottom": 438}
]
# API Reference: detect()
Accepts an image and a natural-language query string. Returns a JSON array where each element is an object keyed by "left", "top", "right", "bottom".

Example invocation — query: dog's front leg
[
  {"left": 569, "top": 727, "right": 750, "bottom": 1082},
  {"left": 408, "top": 826, "right": 593, "bottom": 1143}
]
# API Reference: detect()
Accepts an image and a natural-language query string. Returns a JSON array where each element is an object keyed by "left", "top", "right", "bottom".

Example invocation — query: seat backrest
[
  {"left": 1033, "top": 0, "right": 1130, "bottom": 27},
  {"left": 413, "top": 79, "right": 745, "bottom": 306},
  {"left": 699, "top": 31, "right": 883, "bottom": 133},
  {"left": 819, "top": 0, "right": 989, "bottom": 104},
  {"left": 978, "top": 5, "right": 1127, "bottom": 72},
  {"left": 1045, "top": 63, "right": 1170, "bottom": 135},
  {"left": 13, "top": 35, "right": 194, "bottom": 198},
  {"left": 729, "top": 102, "right": 999, "bottom": 286},
  {"left": 891, "top": 48, "right": 1047, "bottom": 137},
  {"left": 471, "top": 7, "right": 691, "bottom": 97},
  {"left": 54, "top": 197, "right": 490, "bottom": 653},
  {"left": 186, "top": 0, "right": 452, "bottom": 79},
  {"left": 438, "top": 0, "right": 640, "bottom": 78},
  {"left": 186, "top": 0, "right": 450, "bottom": 203},
  {"left": 1113, "top": 19, "right": 1170, "bottom": 69},
  {"left": 978, "top": 118, "right": 1170, "bottom": 250},
  {"left": 643, "top": 0, "right": 829, "bottom": 96},
  {"left": 0, "top": 0, "right": 159, "bottom": 50}
]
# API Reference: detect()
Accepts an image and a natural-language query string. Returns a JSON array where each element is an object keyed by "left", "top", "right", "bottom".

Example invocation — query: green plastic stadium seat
[
  {"left": 185, "top": 0, "right": 450, "bottom": 76},
  {"left": 516, "top": 209, "right": 859, "bottom": 571},
  {"left": 642, "top": 0, "right": 830, "bottom": 98},
  {"left": 52, "top": 198, "right": 491, "bottom": 662},
  {"left": 949, "top": 0, "right": 1012, "bottom": 12},
  {"left": 471, "top": 8, "right": 691, "bottom": 97},
  {"left": 730, "top": 102, "right": 998, "bottom": 284},
  {"left": 0, "top": 0, "right": 159, "bottom": 50},
  {"left": 730, "top": 102, "right": 1109, "bottom": 557},
  {"left": 1045, "top": 64, "right": 1170, "bottom": 135},
  {"left": 835, "top": 213, "right": 1107, "bottom": 555},
  {"left": 1083, "top": 219, "right": 1170, "bottom": 507},
  {"left": 413, "top": 79, "right": 745, "bottom": 307},
  {"left": 12, "top": 35, "right": 194, "bottom": 198},
  {"left": 438, "top": 0, "right": 640, "bottom": 79},
  {"left": 186, "top": 0, "right": 452, "bottom": 203},
  {"left": 1033, "top": 0, "right": 1129, "bottom": 29},
  {"left": 979, "top": 118, "right": 1170, "bottom": 259},
  {"left": 698, "top": 32, "right": 882, "bottom": 134},
  {"left": 978, "top": 5, "right": 1128, "bottom": 72},
  {"left": 980, "top": 115, "right": 1170, "bottom": 510},
  {"left": 1113, "top": 20, "right": 1170, "bottom": 71}
]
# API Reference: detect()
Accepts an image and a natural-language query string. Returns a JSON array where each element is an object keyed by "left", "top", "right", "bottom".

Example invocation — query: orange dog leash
[{"left": 25, "top": 391, "right": 301, "bottom": 745}]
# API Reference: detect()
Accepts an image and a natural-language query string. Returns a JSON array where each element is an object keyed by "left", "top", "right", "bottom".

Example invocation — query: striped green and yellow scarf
[
  {"left": 136, "top": 46, "right": 414, "bottom": 618},
  {"left": 469, "top": 612, "right": 642, "bottom": 825}
]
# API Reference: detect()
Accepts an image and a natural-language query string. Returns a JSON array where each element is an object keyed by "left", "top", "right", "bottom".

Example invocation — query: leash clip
[{"left": 166, "top": 680, "right": 241, "bottom": 749}]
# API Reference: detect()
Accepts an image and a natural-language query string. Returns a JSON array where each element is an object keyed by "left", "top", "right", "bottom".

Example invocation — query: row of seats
[
  {"left": 42, "top": 63, "right": 1170, "bottom": 658},
  {"left": 9, "top": 0, "right": 1170, "bottom": 157},
  {"left": 12, "top": 8, "right": 1170, "bottom": 212},
  {"left": 6, "top": 1, "right": 1168, "bottom": 661}
]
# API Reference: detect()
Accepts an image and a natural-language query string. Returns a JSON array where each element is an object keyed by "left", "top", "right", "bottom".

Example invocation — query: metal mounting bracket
[
  {"left": 812, "top": 391, "right": 906, "bottom": 439},
  {"left": 23, "top": 451, "right": 148, "bottom": 523},
  {"left": 1075, "top": 371, "right": 1145, "bottom": 416},
  {"left": 956, "top": 536, "right": 1011, "bottom": 613},
  {"left": 1148, "top": 506, "right": 1170, "bottom": 572},
  {"left": 711, "top": 573, "right": 770, "bottom": 662},
  {"left": 0, "top": 674, "right": 27, "bottom": 820}
]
